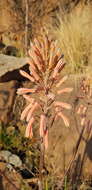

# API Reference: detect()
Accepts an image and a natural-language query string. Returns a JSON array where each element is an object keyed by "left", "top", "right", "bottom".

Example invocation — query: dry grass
[{"left": 49, "top": 3, "right": 92, "bottom": 74}]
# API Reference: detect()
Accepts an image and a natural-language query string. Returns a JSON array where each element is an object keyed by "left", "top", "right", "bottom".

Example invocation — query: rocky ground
[{"left": 0, "top": 0, "right": 91, "bottom": 51}]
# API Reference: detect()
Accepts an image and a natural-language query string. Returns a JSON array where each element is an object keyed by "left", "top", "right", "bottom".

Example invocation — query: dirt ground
[{"left": 45, "top": 74, "right": 92, "bottom": 180}]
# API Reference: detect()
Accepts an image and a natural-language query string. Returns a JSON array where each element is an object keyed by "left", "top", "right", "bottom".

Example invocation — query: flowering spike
[
  {"left": 25, "top": 117, "right": 35, "bottom": 138},
  {"left": 17, "top": 32, "right": 72, "bottom": 150}
]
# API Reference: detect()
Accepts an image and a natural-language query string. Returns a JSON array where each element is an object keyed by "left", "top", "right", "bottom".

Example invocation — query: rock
[
  {"left": 0, "top": 80, "right": 18, "bottom": 124},
  {"left": 0, "top": 151, "right": 11, "bottom": 163},
  {"left": 0, "top": 150, "right": 23, "bottom": 190},
  {"left": 9, "top": 154, "right": 22, "bottom": 168},
  {"left": 19, "top": 168, "right": 34, "bottom": 179},
  {"left": 0, "top": 42, "right": 5, "bottom": 51},
  {"left": 0, "top": 54, "right": 29, "bottom": 82},
  {"left": 2, "top": 45, "right": 19, "bottom": 56},
  {"left": 0, "top": 151, "right": 22, "bottom": 168}
]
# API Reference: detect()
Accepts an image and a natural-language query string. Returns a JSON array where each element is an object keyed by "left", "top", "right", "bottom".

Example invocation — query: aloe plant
[{"left": 17, "top": 31, "right": 72, "bottom": 189}]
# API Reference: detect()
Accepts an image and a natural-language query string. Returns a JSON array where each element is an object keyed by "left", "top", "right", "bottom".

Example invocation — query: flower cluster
[{"left": 17, "top": 33, "right": 72, "bottom": 149}]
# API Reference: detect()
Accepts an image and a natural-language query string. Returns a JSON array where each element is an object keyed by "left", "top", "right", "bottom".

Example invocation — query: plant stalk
[{"left": 38, "top": 139, "right": 45, "bottom": 190}]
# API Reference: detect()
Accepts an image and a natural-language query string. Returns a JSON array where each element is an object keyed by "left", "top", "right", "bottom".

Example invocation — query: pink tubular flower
[
  {"left": 29, "top": 49, "right": 43, "bottom": 72},
  {"left": 26, "top": 102, "right": 40, "bottom": 122},
  {"left": 57, "top": 112, "right": 69, "bottom": 127},
  {"left": 34, "top": 38, "right": 45, "bottom": 61},
  {"left": 49, "top": 42, "right": 55, "bottom": 67},
  {"left": 25, "top": 117, "right": 35, "bottom": 138},
  {"left": 21, "top": 100, "right": 34, "bottom": 120},
  {"left": 19, "top": 70, "right": 35, "bottom": 82},
  {"left": 55, "top": 59, "right": 64, "bottom": 71},
  {"left": 57, "top": 88, "right": 73, "bottom": 94},
  {"left": 17, "top": 88, "right": 36, "bottom": 95},
  {"left": 34, "top": 38, "right": 41, "bottom": 50},
  {"left": 31, "top": 67, "right": 41, "bottom": 81},
  {"left": 54, "top": 101, "right": 72, "bottom": 110},
  {"left": 47, "top": 92, "right": 55, "bottom": 101},
  {"left": 52, "top": 68, "right": 59, "bottom": 79},
  {"left": 56, "top": 75, "right": 68, "bottom": 88},
  {"left": 52, "top": 62, "right": 66, "bottom": 79},
  {"left": 29, "top": 58, "right": 37, "bottom": 71}
]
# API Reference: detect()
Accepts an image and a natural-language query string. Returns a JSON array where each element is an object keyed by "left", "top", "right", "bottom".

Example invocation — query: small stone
[
  {"left": 0, "top": 150, "right": 12, "bottom": 162},
  {"left": 0, "top": 150, "right": 22, "bottom": 168},
  {"left": 9, "top": 154, "right": 22, "bottom": 168},
  {"left": 0, "top": 54, "right": 29, "bottom": 82}
]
